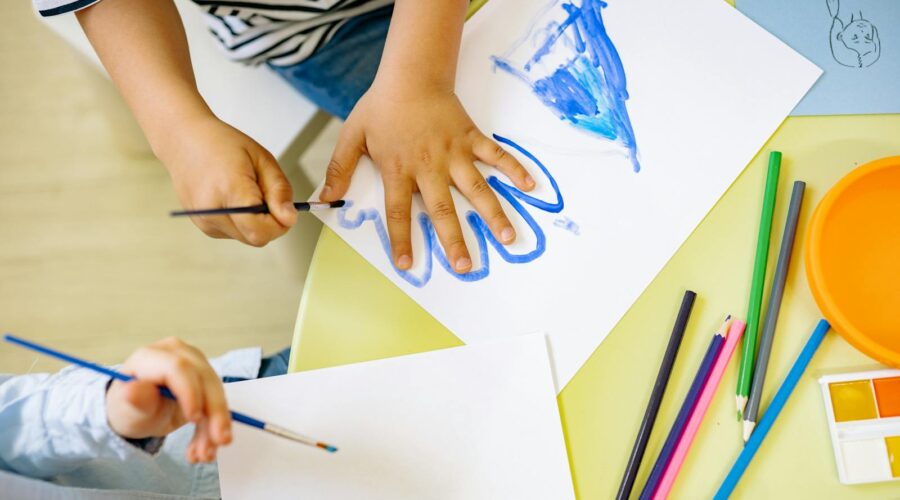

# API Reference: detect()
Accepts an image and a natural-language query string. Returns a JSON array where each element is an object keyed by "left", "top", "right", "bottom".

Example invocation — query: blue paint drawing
[
  {"left": 554, "top": 216, "right": 581, "bottom": 235},
  {"left": 492, "top": 0, "right": 640, "bottom": 172},
  {"left": 337, "top": 134, "right": 564, "bottom": 288}
]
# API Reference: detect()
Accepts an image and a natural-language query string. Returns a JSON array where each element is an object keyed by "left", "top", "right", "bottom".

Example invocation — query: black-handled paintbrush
[{"left": 170, "top": 200, "right": 345, "bottom": 217}]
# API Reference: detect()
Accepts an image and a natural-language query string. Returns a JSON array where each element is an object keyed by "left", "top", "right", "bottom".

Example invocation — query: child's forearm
[
  {"left": 0, "top": 368, "right": 155, "bottom": 479},
  {"left": 75, "top": 0, "right": 212, "bottom": 161},
  {"left": 373, "top": 0, "right": 469, "bottom": 94}
]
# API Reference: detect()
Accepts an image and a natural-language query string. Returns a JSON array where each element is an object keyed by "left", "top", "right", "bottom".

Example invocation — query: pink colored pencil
[{"left": 651, "top": 320, "right": 746, "bottom": 500}]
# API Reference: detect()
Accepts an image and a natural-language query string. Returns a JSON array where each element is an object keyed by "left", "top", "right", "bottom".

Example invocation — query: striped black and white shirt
[{"left": 35, "top": 0, "right": 393, "bottom": 67}]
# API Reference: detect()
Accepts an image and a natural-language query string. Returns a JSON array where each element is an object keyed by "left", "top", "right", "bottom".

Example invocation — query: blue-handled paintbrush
[{"left": 3, "top": 334, "right": 337, "bottom": 453}]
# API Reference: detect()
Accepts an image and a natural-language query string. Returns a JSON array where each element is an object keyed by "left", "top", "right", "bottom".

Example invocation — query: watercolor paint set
[{"left": 819, "top": 369, "right": 900, "bottom": 484}]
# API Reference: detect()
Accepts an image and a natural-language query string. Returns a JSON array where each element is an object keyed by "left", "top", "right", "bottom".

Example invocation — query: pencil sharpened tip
[
  {"left": 718, "top": 316, "right": 733, "bottom": 337},
  {"left": 743, "top": 420, "right": 755, "bottom": 443},
  {"left": 736, "top": 396, "right": 747, "bottom": 415},
  {"left": 326, "top": 445, "right": 338, "bottom": 453}
]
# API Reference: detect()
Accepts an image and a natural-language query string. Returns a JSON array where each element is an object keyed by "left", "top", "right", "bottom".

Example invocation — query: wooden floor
[{"left": 0, "top": 2, "right": 340, "bottom": 373}]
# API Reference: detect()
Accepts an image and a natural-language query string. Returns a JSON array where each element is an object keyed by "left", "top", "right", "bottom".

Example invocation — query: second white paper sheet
[
  {"left": 315, "top": 0, "right": 821, "bottom": 390},
  {"left": 218, "top": 335, "right": 574, "bottom": 499}
]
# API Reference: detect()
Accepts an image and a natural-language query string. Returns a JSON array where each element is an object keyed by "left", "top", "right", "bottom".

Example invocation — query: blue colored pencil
[
  {"left": 3, "top": 334, "right": 337, "bottom": 453},
  {"left": 639, "top": 315, "right": 731, "bottom": 500},
  {"left": 713, "top": 320, "right": 829, "bottom": 499}
]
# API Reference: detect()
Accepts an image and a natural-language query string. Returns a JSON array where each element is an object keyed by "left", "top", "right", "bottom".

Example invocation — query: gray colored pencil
[{"left": 743, "top": 180, "right": 805, "bottom": 441}]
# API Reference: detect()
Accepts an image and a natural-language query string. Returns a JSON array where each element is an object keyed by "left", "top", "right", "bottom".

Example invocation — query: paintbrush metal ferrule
[
  {"left": 305, "top": 201, "right": 344, "bottom": 211},
  {"left": 264, "top": 423, "right": 338, "bottom": 453}
]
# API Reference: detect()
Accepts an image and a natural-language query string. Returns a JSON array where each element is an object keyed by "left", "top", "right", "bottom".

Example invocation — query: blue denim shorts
[
  {"left": 223, "top": 346, "right": 292, "bottom": 383},
  {"left": 267, "top": 5, "right": 393, "bottom": 120}
]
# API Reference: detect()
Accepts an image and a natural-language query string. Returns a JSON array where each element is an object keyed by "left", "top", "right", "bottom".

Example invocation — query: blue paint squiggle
[
  {"left": 492, "top": 0, "right": 640, "bottom": 172},
  {"left": 554, "top": 216, "right": 581, "bottom": 235},
  {"left": 337, "top": 134, "right": 563, "bottom": 288}
]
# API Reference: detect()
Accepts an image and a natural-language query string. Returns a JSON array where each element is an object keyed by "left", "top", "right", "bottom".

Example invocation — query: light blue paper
[{"left": 737, "top": 0, "right": 899, "bottom": 116}]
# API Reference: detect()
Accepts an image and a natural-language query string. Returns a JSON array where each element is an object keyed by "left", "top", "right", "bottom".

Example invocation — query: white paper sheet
[
  {"left": 218, "top": 335, "right": 574, "bottom": 499},
  {"left": 315, "top": 0, "right": 821, "bottom": 391}
]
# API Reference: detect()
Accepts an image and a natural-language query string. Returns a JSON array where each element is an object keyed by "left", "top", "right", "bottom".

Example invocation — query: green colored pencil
[{"left": 736, "top": 151, "right": 781, "bottom": 419}]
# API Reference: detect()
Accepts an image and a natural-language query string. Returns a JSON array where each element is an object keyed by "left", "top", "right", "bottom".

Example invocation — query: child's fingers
[
  {"left": 226, "top": 182, "right": 289, "bottom": 248},
  {"left": 382, "top": 173, "right": 415, "bottom": 270},
  {"left": 169, "top": 342, "right": 232, "bottom": 445},
  {"left": 107, "top": 377, "right": 181, "bottom": 439},
  {"left": 255, "top": 153, "right": 297, "bottom": 228},
  {"left": 321, "top": 122, "right": 365, "bottom": 202},
  {"left": 182, "top": 204, "right": 249, "bottom": 244},
  {"left": 158, "top": 353, "right": 205, "bottom": 425},
  {"left": 201, "top": 382, "right": 231, "bottom": 446},
  {"left": 118, "top": 379, "right": 166, "bottom": 416},
  {"left": 128, "top": 344, "right": 205, "bottom": 423},
  {"left": 450, "top": 160, "right": 515, "bottom": 245},
  {"left": 472, "top": 134, "right": 535, "bottom": 191},
  {"left": 189, "top": 418, "right": 216, "bottom": 463},
  {"left": 186, "top": 441, "right": 198, "bottom": 464},
  {"left": 190, "top": 218, "right": 229, "bottom": 240},
  {"left": 206, "top": 215, "right": 250, "bottom": 245},
  {"left": 416, "top": 170, "right": 472, "bottom": 274}
]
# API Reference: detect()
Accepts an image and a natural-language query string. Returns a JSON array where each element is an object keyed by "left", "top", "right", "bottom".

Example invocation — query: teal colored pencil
[{"left": 736, "top": 151, "right": 781, "bottom": 419}]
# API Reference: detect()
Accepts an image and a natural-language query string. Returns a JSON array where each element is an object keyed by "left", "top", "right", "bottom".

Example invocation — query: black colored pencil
[
  {"left": 639, "top": 315, "right": 730, "bottom": 500},
  {"left": 170, "top": 200, "right": 346, "bottom": 217},
  {"left": 616, "top": 290, "right": 696, "bottom": 500}
]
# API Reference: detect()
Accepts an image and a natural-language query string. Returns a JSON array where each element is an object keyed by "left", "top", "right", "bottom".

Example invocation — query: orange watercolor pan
[{"left": 874, "top": 377, "right": 900, "bottom": 418}]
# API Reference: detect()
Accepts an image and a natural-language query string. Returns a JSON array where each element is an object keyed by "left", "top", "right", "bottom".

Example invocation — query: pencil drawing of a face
[
  {"left": 827, "top": 0, "right": 881, "bottom": 68},
  {"left": 838, "top": 19, "right": 877, "bottom": 57}
]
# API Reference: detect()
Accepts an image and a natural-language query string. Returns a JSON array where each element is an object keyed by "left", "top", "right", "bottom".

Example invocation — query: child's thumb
[
  {"left": 256, "top": 154, "right": 297, "bottom": 228},
  {"left": 121, "top": 380, "right": 165, "bottom": 415},
  {"left": 321, "top": 124, "right": 364, "bottom": 202}
]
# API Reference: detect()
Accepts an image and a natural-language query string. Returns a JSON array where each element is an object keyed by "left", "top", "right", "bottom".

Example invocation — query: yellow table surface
[{"left": 288, "top": 89, "right": 900, "bottom": 500}]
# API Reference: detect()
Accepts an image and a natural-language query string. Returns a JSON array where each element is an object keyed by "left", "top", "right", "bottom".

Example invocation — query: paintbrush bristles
[{"left": 264, "top": 423, "right": 338, "bottom": 453}]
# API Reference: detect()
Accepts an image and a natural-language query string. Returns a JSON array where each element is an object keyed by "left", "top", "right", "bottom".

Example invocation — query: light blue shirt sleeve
[
  {"left": 0, "top": 346, "right": 262, "bottom": 498},
  {"left": 0, "top": 366, "right": 156, "bottom": 479}
]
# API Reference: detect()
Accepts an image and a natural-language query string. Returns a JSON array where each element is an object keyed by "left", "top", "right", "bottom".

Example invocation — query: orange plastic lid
[{"left": 806, "top": 156, "right": 900, "bottom": 367}]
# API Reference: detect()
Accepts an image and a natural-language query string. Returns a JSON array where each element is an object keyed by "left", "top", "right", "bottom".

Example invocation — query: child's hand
[
  {"left": 106, "top": 337, "right": 231, "bottom": 464},
  {"left": 159, "top": 116, "right": 298, "bottom": 247},
  {"left": 320, "top": 84, "right": 535, "bottom": 273},
  {"left": 75, "top": 0, "right": 295, "bottom": 247}
]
